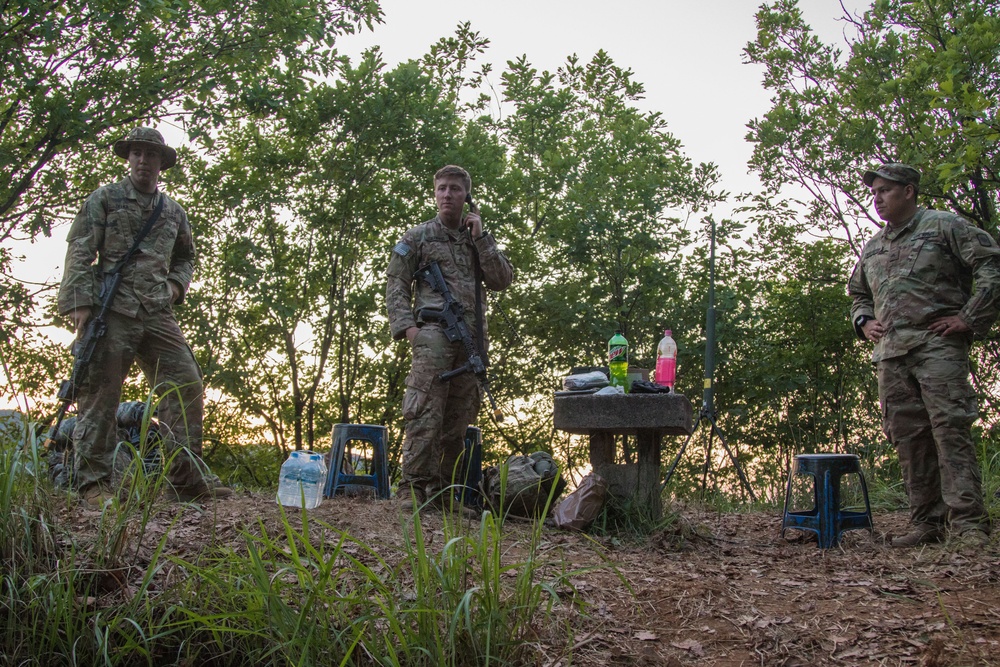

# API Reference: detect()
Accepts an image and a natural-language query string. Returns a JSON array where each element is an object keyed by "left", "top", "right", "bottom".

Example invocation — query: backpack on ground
[{"left": 481, "top": 451, "right": 566, "bottom": 518}]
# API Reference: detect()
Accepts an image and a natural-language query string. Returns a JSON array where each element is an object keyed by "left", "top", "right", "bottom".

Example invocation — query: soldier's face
[
  {"left": 870, "top": 177, "right": 915, "bottom": 226},
  {"left": 435, "top": 176, "right": 468, "bottom": 226},
  {"left": 128, "top": 145, "right": 162, "bottom": 193}
]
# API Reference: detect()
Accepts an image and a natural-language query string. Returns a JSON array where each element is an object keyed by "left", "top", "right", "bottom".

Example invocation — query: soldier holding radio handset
[{"left": 385, "top": 166, "right": 514, "bottom": 514}]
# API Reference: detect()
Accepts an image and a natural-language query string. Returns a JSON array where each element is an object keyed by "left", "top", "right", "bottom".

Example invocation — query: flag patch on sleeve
[{"left": 393, "top": 242, "right": 412, "bottom": 257}]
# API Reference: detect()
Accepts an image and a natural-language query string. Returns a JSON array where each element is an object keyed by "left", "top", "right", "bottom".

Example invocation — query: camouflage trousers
[
  {"left": 877, "top": 335, "right": 989, "bottom": 533},
  {"left": 72, "top": 307, "right": 206, "bottom": 490},
  {"left": 400, "top": 324, "right": 481, "bottom": 497}
]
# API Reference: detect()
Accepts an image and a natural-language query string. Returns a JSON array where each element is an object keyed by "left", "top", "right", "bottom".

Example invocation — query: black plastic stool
[
  {"left": 781, "top": 453, "right": 874, "bottom": 548},
  {"left": 459, "top": 426, "right": 483, "bottom": 507},
  {"left": 324, "top": 424, "right": 390, "bottom": 500}
]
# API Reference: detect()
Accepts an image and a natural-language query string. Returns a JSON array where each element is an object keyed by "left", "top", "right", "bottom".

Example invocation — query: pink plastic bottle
[{"left": 654, "top": 329, "right": 677, "bottom": 388}]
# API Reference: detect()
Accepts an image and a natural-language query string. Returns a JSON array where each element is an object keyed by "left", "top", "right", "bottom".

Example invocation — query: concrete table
[{"left": 553, "top": 392, "right": 693, "bottom": 519}]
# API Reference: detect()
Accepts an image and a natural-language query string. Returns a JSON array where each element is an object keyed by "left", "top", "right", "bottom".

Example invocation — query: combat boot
[
  {"left": 167, "top": 478, "right": 234, "bottom": 503},
  {"left": 79, "top": 483, "right": 115, "bottom": 509},
  {"left": 950, "top": 529, "right": 990, "bottom": 550},
  {"left": 891, "top": 523, "right": 944, "bottom": 547},
  {"left": 425, "top": 490, "right": 480, "bottom": 520},
  {"left": 397, "top": 484, "right": 426, "bottom": 512}
]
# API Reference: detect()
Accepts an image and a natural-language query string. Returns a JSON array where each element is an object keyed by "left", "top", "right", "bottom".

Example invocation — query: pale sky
[{"left": 20, "top": 1, "right": 865, "bottom": 285}]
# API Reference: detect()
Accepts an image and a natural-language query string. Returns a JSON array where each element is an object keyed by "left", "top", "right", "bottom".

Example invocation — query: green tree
[
  {"left": 745, "top": 0, "right": 1000, "bottom": 245},
  {"left": 488, "top": 51, "right": 721, "bottom": 470},
  {"left": 0, "top": 0, "right": 379, "bottom": 412},
  {"left": 182, "top": 26, "right": 510, "bottom": 458}
]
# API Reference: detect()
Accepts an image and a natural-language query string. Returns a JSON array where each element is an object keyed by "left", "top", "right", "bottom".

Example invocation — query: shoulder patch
[
  {"left": 393, "top": 242, "right": 412, "bottom": 257},
  {"left": 977, "top": 232, "right": 996, "bottom": 248}
]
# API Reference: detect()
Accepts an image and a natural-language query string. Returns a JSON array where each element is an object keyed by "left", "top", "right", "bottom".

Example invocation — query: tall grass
[{"left": 0, "top": 420, "right": 604, "bottom": 665}]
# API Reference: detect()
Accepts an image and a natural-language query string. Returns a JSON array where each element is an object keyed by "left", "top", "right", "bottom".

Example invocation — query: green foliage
[
  {"left": 178, "top": 42, "right": 498, "bottom": 453},
  {"left": 0, "top": 0, "right": 379, "bottom": 233},
  {"left": 0, "top": 0, "right": 381, "bottom": 416},
  {"left": 7, "top": 2, "right": 1000, "bottom": 509},
  {"left": 745, "top": 0, "right": 1000, "bottom": 240}
]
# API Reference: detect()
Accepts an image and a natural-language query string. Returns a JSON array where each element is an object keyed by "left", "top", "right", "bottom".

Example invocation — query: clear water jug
[{"left": 276, "top": 450, "right": 327, "bottom": 509}]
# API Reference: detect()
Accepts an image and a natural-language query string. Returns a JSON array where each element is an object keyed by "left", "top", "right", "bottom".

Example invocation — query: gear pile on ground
[{"left": 48, "top": 401, "right": 164, "bottom": 488}]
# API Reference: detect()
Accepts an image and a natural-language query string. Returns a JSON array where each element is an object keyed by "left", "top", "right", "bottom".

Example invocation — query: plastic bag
[
  {"left": 562, "top": 371, "right": 609, "bottom": 391},
  {"left": 551, "top": 473, "right": 608, "bottom": 531}
]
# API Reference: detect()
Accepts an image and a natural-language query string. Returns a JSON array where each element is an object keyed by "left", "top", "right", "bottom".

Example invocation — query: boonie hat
[
  {"left": 862, "top": 163, "right": 920, "bottom": 189},
  {"left": 113, "top": 127, "right": 177, "bottom": 170}
]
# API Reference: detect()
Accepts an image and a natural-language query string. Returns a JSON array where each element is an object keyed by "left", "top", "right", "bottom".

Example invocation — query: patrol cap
[
  {"left": 113, "top": 127, "right": 177, "bottom": 170},
  {"left": 862, "top": 163, "right": 920, "bottom": 190}
]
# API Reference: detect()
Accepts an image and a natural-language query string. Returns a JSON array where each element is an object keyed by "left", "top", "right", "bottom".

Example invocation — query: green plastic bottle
[{"left": 607, "top": 330, "right": 629, "bottom": 392}]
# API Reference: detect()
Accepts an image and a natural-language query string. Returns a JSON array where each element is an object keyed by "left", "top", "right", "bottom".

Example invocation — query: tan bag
[
  {"left": 482, "top": 452, "right": 566, "bottom": 518},
  {"left": 551, "top": 473, "right": 608, "bottom": 531}
]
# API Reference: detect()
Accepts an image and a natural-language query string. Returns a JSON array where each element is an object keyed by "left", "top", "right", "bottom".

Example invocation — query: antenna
[{"left": 662, "top": 217, "right": 756, "bottom": 501}]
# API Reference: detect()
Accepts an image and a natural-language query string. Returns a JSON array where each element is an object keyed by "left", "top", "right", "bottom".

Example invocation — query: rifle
[
  {"left": 44, "top": 273, "right": 123, "bottom": 451},
  {"left": 414, "top": 260, "right": 503, "bottom": 421},
  {"left": 43, "top": 195, "right": 164, "bottom": 451}
]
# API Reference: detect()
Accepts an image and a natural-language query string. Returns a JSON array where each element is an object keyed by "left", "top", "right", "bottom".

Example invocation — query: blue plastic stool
[
  {"left": 459, "top": 426, "right": 483, "bottom": 507},
  {"left": 324, "top": 424, "right": 390, "bottom": 500},
  {"left": 781, "top": 453, "right": 874, "bottom": 548}
]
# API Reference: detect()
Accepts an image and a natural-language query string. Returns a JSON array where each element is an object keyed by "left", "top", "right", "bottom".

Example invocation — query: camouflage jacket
[
  {"left": 386, "top": 217, "right": 514, "bottom": 342},
  {"left": 58, "top": 177, "right": 195, "bottom": 318},
  {"left": 848, "top": 207, "right": 1000, "bottom": 362}
]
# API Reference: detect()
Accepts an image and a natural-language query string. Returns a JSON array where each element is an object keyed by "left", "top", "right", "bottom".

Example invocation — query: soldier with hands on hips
[{"left": 849, "top": 163, "right": 1000, "bottom": 548}]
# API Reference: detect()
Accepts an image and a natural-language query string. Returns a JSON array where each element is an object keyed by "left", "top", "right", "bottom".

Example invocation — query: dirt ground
[{"left": 63, "top": 493, "right": 1000, "bottom": 667}]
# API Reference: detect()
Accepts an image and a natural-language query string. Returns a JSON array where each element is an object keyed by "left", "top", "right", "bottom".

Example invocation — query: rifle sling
[
  {"left": 472, "top": 243, "right": 488, "bottom": 367},
  {"left": 110, "top": 194, "right": 164, "bottom": 276}
]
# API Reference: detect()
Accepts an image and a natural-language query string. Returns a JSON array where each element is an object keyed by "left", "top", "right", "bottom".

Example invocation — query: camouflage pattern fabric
[
  {"left": 58, "top": 177, "right": 195, "bottom": 319},
  {"left": 877, "top": 335, "right": 985, "bottom": 532},
  {"left": 850, "top": 206, "right": 1000, "bottom": 535},
  {"left": 386, "top": 218, "right": 514, "bottom": 342},
  {"left": 400, "top": 324, "right": 482, "bottom": 495},
  {"left": 481, "top": 451, "right": 566, "bottom": 518},
  {"left": 70, "top": 308, "right": 205, "bottom": 489},
  {"left": 48, "top": 401, "right": 165, "bottom": 489},
  {"left": 849, "top": 207, "right": 1000, "bottom": 362},
  {"left": 386, "top": 217, "right": 514, "bottom": 495},
  {"left": 57, "top": 177, "right": 205, "bottom": 491}
]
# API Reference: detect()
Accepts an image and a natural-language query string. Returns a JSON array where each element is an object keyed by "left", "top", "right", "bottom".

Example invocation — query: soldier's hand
[
  {"left": 169, "top": 281, "right": 182, "bottom": 303},
  {"left": 464, "top": 211, "right": 483, "bottom": 239},
  {"left": 862, "top": 318, "right": 886, "bottom": 342},
  {"left": 68, "top": 308, "right": 92, "bottom": 333},
  {"left": 405, "top": 326, "right": 420, "bottom": 343},
  {"left": 929, "top": 315, "right": 970, "bottom": 336}
]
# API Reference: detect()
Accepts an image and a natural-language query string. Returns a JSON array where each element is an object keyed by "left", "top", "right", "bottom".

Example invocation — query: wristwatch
[{"left": 854, "top": 315, "right": 873, "bottom": 329}]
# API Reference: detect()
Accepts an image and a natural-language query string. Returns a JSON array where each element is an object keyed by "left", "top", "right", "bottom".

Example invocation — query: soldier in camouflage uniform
[
  {"left": 386, "top": 166, "right": 514, "bottom": 512},
  {"left": 848, "top": 163, "right": 1000, "bottom": 548},
  {"left": 58, "top": 127, "right": 232, "bottom": 507}
]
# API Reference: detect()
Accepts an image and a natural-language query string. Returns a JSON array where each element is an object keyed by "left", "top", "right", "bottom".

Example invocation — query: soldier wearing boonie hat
[
  {"left": 56, "top": 126, "right": 231, "bottom": 507},
  {"left": 112, "top": 127, "right": 178, "bottom": 170},
  {"left": 848, "top": 161, "right": 1000, "bottom": 549}
]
